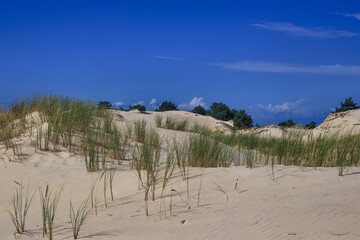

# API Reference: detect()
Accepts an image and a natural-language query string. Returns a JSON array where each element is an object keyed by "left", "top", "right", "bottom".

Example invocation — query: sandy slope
[
  {"left": 238, "top": 109, "right": 360, "bottom": 139},
  {"left": 1, "top": 110, "right": 360, "bottom": 240}
]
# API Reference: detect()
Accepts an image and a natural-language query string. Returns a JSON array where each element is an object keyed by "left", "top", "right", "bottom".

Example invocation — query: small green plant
[
  {"left": 7, "top": 182, "right": 35, "bottom": 234},
  {"left": 108, "top": 168, "right": 116, "bottom": 201},
  {"left": 160, "top": 146, "right": 176, "bottom": 218},
  {"left": 243, "top": 149, "right": 255, "bottom": 168},
  {"left": 39, "top": 184, "right": 62, "bottom": 240},
  {"left": 132, "top": 128, "right": 161, "bottom": 216},
  {"left": 134, "top": 119, "right": 147, "bottom": 143},
  {"left": 69, "top": 198, "right": 92, "bottom": 239},
  {"left": 100, "top": 170, "right": 109, "bottom": 208},
  {"left": 155, "top": 115, "right": 163, "bottom": 128}
]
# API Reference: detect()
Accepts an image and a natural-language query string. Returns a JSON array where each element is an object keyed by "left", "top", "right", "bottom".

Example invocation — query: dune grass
[
  {"left": 132, "top": 128, "right": 161, "bottom": 216},
  {"left": 187, "top": 134, "right": 233, "bottom": 167},
  {"left": 155, "top": 116, "right": 189, "bottom": 131},
  {"left": 1, "top": 93, "right": 360, "bottom": 176},
  {"left": 69, "top": 198, "right": 92, "bottom": 239},
  {"left": 7, "top": 182, "right": 34, "bottom": 234},
  {"left": 134, "top": 119, "right": 147, "bottom": 143},
  {"left": 39, "top": 184, "right": 62, "bottom": 240},
  {"left": 215, "top": 131, "right": 360, "bottom": 173}
]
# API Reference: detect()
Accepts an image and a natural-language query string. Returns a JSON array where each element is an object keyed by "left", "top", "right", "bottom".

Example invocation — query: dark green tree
[
  {"left": 98, "top": 101, "right": 112, "bottom": 109},
  {"left": 156, "top": 101, "right": 178, "bottom": 112},
  {"left": 305, "top": 121, "right": 316, "bottom": 129},
  {"left": 207, "top": 102, "right": 234, "bottom": 121},
  {"left": 129, "top": 104, "right": 146, "bottom": 112},
  {"left": 278, "top": 119, "right": 295, "bottom": 127},
  {"left": 192, "top": 105, "right": 206, "bottom": 115},
  {"left": 335, "top": 97, "right": 359, "bottom": 112},
  {"left": 233, "top": 109, "right": 253, "bottom": 129}
]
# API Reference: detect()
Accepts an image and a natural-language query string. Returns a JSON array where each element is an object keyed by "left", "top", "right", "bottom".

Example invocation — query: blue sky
[{"left": 0, "top": 1, "right": 359, "bottom": 125}]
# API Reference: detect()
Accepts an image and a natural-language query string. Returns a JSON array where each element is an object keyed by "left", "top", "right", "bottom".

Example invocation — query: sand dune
[
  {"left": 238, "top": 109, "right": 360, "bottom": 139},
  {"left": 1, "top": 109, "right": 360, "bottom": 240}
]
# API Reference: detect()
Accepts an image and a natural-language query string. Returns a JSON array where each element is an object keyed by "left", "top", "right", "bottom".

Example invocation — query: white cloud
[
  {"left": 214, "top": 61, "right": 360, "bottom": 75},
  {"left": 189, "top": 97, "right": 205, "bottom": 108},
  {"left": 132, "top": 101, "right": 145, "bottom": 106},
  {"left": 179, "top": 97, "right": 206, "bottom": 110},
  {"left": 112, "top": 101, "right": 126, "bottom": 107},
  {"left": 339, "top": 13, "right": 360, "bottom": 21},
  {"left": 153, "top": 56, "right": 183, "bottom": 61},
  {"left": 257, "top": 99, "right": 305, "bottom": 114},
  {"left": 250, "top": 21, "right": 360, "bottom": 38},
  {"left": 149, "top": 98, "right": 157, "bottom": 105}
]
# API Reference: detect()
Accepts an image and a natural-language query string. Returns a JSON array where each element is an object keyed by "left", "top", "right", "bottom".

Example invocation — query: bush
[
  {"left": 305, "top": 121, "right": 316, "bottom": 129},
  {"left": 129, "top": 104, "right": 146, "bottom": 112},
  {"left": 192, "top": 105, "right": 206, "bottom": 115},
  {"left": 233, "top": 109, "right": 253, "bottom": 129},
  {"left": 207, "top": 102, "right": 234, "bottom": 121},
  {"left": 97, "top": 101, "right": 112, "bottom": 109},
  {"left": 335, "top": 97, "right": 359, "bottom": 112},
  {"left": 156, "top": 101, "right": 178, "bottom": 112},
  {"left": 278, "top": 119, "right": 295, "bottom": 127}
]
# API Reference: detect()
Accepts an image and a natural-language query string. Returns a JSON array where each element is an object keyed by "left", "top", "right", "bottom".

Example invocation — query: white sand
[
  {"left": 1, "top": 110, "right": 360, "bottom": 240},
  {"left": 238, "top": 109, "right": 360, "bottom": 139}
]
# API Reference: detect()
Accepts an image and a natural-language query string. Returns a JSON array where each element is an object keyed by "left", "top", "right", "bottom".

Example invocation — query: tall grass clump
[
  {"left": 155, "top": 115, "right": 163, "bottom": 128},
  {"left": 134, "top": 119, "right": 147, "bottom": 143},
  {"left": 39, "top": 184, "right": 62, "bottom": 240},
  {"left": 69, "top": 198, "right": 92, "bottom": 239},
  {"left": 187, "top": 134, "right": 233, "bottom": 167},
  {"left": 132, "top": 128, "right": 161, "bottom": 216},
  {"left": 160, "top": 145, "right": 176, "bottom": 218},
  {"left": 216, "top": 130, "right": 360, "bottom": 171},
  {"left": 109, "top": 126, "right": 129, "bottom": 164},
  {"left": 155, "top": 116, "right": 189, "bottom": 132},
  {"left": 7, "top": 183, "right": 34, "bottom": 234},
  {"left": 189, "top": 123, "right": 212, "bottom": 136}
]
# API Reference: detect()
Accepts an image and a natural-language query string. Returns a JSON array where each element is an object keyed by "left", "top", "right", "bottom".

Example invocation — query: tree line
[{"left": 98, "top": 97, "right": 359, "bottom": 130}]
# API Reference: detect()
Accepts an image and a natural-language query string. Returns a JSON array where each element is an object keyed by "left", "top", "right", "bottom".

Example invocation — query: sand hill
[{"left": 0, "top": 109, "right": 360, "bottom": 240}]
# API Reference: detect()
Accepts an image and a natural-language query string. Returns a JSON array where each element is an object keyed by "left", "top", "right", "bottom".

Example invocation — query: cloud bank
[
  {"left": 153, "top": 56, "right": 183, "bottom": 61},
  {"left": 250, "top": 22, "right": 360, "bottom": 38},
  {"left": 339, "top": 13, "right": 360, "bottom": 21},
  {"left": 112, "top": 101, "right": 126, "bottom": 107},
  {"left": 257, "top": 99, "right": 305, "bottom": 114},
  {"left": 215, "top": 61, "right": 360, "bottom": 75},
  {"left": 179, "top": 97, "right": 206, "bottom": 110}
]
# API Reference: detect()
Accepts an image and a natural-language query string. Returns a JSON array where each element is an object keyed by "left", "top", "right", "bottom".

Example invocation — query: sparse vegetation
[
  {"left": 335, "top": 97, "right": 359, "bottom": 113},
  {"left": 233, "top": 109, "right": 253, "bottom": 129},
  {"left": 207, "top": 102, "right": 234, "bottom": 121},
  {"left": 132, "top": 128, "right": 161, "bottom": 216},
  {"left": 7, "top": 182, "right": 34, "bottom": 234},
  {"left": 134, "top": 119, "right": 147, "bottom": 143},
  {"left": 97, "top": 101, "right": 112, "bottom": 109},
  {"left": 39, "top": 184, "right": 62, "bottom": 240},
  {"left": 69, "top": 198, "right": 92, "bottom": 239},
  {"left": 129, "top": 104, "right": 146, "bottom": 112},
  {"left": 305, "top": 121, "right": 316, "bottom": 129},
  {"left": 278, "top": 119, "right": 296, "bottom": 127},
  {"left": 162, "top": 117, "right": 188, "bottom": 131},
  {"left": 156, "top": 101, "right": 178, "bottom": 112},
  {"left": 192, "top": 105, "right": 206, "bottom": 115}
]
